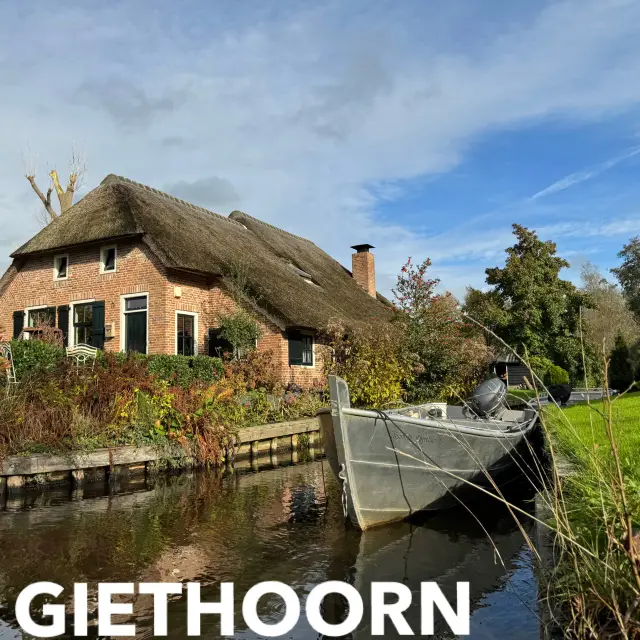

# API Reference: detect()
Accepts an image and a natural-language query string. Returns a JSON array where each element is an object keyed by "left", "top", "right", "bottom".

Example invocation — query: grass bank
[
  {"left": 548, "top": 392, "right": 640, "bottom": 477},
  {"left": 541, "top": 391, "right": 640, "bottom": 638}
]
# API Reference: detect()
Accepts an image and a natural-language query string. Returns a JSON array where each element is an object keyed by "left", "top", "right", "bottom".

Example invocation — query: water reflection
[{"left": 0, "top": 462, "right": 539, "bottom": 638}]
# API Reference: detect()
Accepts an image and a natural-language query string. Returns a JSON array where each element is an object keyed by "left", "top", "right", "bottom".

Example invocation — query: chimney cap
[{"left": 351, "top": 243, "right": 375, "bottom": 253}]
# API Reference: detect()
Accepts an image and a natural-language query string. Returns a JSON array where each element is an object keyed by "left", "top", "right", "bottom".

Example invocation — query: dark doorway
[{"left": 125, "top": 312, "right": 147, "bottom": 354}]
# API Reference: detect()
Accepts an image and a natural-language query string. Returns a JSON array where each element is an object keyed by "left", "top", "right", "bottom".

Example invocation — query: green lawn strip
[{"left": 546, "top": 392, "right": 640, "bottom": 482}]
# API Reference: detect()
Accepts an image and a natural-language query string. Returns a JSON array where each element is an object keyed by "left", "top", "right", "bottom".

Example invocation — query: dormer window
[
  {"left": 100, "top": 245, "right": 117, "bottom": 273},
  {"left": 53, "top": 254, "right": 68, "bottom": 280}
]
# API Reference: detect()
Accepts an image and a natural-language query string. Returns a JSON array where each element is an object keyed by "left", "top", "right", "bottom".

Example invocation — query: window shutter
[
  {"left": 57, "top": 306, "right": 69, "bottom": 347},
  {"left": 91, "top": 301, "right": 106, "bottom": 349},
  {"left": 288, "top": 331, "right": 303, "bottom": 365},
  {"left": 12, "top": 311, "right": 24, "bottom": 339}
]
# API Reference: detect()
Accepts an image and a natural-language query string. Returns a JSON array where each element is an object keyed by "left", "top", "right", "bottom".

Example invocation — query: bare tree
[
  {"left": 23, "top": 147, "right": 87, "bottom": 225},
  {"left": 581, "top": 261, "right": 640, "bottom": 355}
]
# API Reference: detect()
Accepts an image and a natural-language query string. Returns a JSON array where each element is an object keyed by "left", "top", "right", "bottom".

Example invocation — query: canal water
[{"left": 0, "top": 460, "right": 540, "bottom": 638}]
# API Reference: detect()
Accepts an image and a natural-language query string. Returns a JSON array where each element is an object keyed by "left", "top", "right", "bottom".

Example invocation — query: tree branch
[
  {"left": 49, "top": 169, "right": 64, "bottom": 196},
  {"left": 25, "top": 174, "right": 57, "bottom": 221},
  {"left": 49, "top": 169, "right": 74, "bottom": 213}
]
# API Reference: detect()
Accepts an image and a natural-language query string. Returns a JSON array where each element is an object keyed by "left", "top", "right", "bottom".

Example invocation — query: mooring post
[
  {"left": 7, "top": 476, "right": 24, "bottom": 493},
  {"left": 269, "top": 438, "right": 278, "bottom": 467},
  {"left": 308, "top": 432, "right": 316, "bottom": 460},
  {"left": 71, "top": 469, "right": 84, "bottom": 487},
  {"left": 250, "top": 441, "right": 259, "bottom": 459},
  {"left": 0, "top": 477, "right": 6, "bottom": 496}
]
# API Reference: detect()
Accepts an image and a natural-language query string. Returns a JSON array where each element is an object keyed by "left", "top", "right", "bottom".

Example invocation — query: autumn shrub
[
  {"left": 224, "top": 349, "right": 283, "bottom": 392},
  {"left": 393, "top": 258, "right": 492, "bottom": 403},
  {"left": 0, "top": 347, "right": 323, "bottom": 460},
  {"left": 322, "top": 319, "right": 412, "bottom": 407}
]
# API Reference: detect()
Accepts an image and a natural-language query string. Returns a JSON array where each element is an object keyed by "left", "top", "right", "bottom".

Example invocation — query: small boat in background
[{"left": 318, "top": 376, "right": 538, "bottom": 530}]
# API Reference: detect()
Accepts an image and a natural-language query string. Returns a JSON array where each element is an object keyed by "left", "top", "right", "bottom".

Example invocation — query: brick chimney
[{"left": 351, "top": 244, "right": 376, "bottom": 297}]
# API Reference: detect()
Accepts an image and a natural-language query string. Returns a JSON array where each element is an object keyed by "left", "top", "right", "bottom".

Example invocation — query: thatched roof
[
  {"left": 10, "top": 174, "right": 393, "bottom": 330},
  {"left": 0, "top": 262, "right": 17, "bottom": 298}
]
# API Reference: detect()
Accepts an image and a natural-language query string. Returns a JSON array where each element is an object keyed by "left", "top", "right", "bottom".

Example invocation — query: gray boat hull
[{"left": 319, "top": 376, "right": 538, "bottom": 530}]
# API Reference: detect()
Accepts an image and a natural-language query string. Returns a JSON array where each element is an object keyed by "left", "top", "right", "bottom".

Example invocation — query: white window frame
[
  {"left": 69, "top": 298, "right": 96, "bottom": 348},
  {"left": 120, "top": 293, "right": 149, "bottom": 354},
  {"left": 100, "top": 245, "right": 117, "bottom": 274},
  {"left": 53, "top": 254, "right": 69, "bottom": 281},
  {"left": 24, "top": 305, "right": 52, "bottom": 339},
  {"left": 175, "top": 310, "right": 198, "bottom": 356}
]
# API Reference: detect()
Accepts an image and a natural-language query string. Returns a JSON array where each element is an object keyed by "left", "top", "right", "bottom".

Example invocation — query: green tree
[
  {"left": 609, "top": 333, "right": 635, "bottom": 392},
  {"left": 468, "top": 224, "right": 589, "bottom": 379},
  {"left": 217, "top": 310, "right": 261, "bottom": 359},
  {"left": 611, "top": 236, "right": 640, "bottom": 321},
  {"left": 462, "top": 287, "right": 508, "bottom": 343}
]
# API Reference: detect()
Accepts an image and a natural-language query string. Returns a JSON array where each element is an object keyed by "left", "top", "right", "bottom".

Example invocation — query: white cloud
[
  {"left": 2, "top": 0, "right": 640, "bottom": 297},
  {"left": 530, "top": 148, "right": 640, "bottom": 200}
]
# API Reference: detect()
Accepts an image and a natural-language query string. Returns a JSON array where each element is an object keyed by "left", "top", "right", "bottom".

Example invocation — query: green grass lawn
[
  {"left": 507, "top": 389, "right": 538, "bottom": 401},
  {"left": 546, "top": 392, "right": 640, "bottom": 480}
]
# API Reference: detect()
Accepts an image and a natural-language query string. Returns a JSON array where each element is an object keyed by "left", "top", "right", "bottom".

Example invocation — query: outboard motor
[
  {"left": 547, "top": 384, "right": 572, "bottom": 406},
  {"left": 467, "top": 377, "right": 508, "bottom": 418}
]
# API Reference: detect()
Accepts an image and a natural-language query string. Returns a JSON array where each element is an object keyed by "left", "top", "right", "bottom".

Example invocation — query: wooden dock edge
[{"left": 0, "top": 416, "right": 323, "bottom": 493}]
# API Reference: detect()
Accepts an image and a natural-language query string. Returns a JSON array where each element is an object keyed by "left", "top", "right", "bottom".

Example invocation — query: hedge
[{"left": 7, "top": 340, "right": 223, "bottom": 387}]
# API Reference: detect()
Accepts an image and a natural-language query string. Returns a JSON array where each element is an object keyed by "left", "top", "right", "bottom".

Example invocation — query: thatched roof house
[{"left": 0, "top": 174, "right": 392, "bottom": 386}]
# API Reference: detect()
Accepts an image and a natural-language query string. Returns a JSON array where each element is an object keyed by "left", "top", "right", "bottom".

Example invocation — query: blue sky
[{"left": 2, "top": 0, "right": 640, "bottom": 299}]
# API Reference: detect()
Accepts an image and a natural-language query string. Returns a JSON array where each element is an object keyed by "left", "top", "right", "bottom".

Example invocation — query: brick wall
[{"left": 0, "top": 240, "right": 325, "bottom": 387}]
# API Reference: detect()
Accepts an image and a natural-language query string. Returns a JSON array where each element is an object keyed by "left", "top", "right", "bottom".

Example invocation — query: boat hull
[{"left": 320, "top": 376, "right": 537, "bottom": 530}]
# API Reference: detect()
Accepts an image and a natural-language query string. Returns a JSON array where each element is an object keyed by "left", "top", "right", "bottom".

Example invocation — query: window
[
  {"left": 122, "top": 294, "right": 148, "bottom": 354},
  {"left": 288, "top": 331, "right": 313, "bottom": 366},
  {"left": 208, "top": 328, "right": 233, "bottom": 358},
  {"left": 176, "top": 313, "right": 197, "bottom": 356},
  {"left": 74, "top": 303, "right": 93, "bottom": 345},
  {"left": 53, "top": 255, "right": 68, "bottom": 280},
  {"left": 100, "top": 245, "right": 117, "bottom": 273},
  {"left": 126, "top": 296, "right": 147, "bottom": 311},
  {"left": 28, "top": 307, "right": 55, "bottom": 328}
]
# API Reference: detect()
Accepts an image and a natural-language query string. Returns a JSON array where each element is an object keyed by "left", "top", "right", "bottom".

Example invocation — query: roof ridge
[
  {"left": 229, "top": 210, "right": 314, "bottom": 244},
  {"left": 101, "top": 174, "right": 245, "bottom": 228}
]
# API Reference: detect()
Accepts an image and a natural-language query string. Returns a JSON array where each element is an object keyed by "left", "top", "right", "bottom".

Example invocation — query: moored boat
[{"left": 318, "top": 375, "right": 538, "bottom": 530}]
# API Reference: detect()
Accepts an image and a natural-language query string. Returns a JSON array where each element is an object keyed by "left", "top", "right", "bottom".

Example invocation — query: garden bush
[
  {"left": 0, "top": 347, "right": 323, "bottom": 460},
  {"left": 525, "top": 355, "right": 554, "bottom": 385},
  {"left": 147, "top": 354, "right": 224, "bottom": 388},
  {"left": 545, "top": 363, "right": 570, "bottom": 386},
  {"left": 323, "top": 319, "right": 412, "bottom": 407},
  {"left": 217, "top": 310, "right": 262, "bottom": 357},
  {"left": 10, "top": 339, "right": 65, "bottom": 380}
]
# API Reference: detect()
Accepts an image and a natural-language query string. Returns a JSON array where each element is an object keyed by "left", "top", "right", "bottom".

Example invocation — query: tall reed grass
[{"left": 388, "top": 318, "right": 640, "bottom": 638}]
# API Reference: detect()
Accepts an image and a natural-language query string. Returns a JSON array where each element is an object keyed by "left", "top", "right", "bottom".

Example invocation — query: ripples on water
[{"left": 0, "top": 461, "right": 540, "bottom": 638}]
